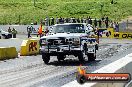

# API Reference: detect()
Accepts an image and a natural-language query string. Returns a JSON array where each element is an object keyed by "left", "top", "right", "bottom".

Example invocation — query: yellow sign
[
  {"left": 113, "top": 32, "right": 132, "bottom": 39},
  {"left": 98, "top": 28, "right": 132, "bottom": 39},
  {"left": 98, "top": 28, "right": 114, "bottom": 38},
  {"left": 20, "top": 39, "right": 40, "bottom": 56}
]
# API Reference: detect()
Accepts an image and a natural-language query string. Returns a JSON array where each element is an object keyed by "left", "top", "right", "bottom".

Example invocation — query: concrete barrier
[
  {"left": 0, "top": 47, "right": 17, "bottom": 60},
  {"left": 62, "top": 53, "right": 132, "bottom": 87},
  {"left": 0, "top": 25, "right": 50, "bottom": 34},
  {"left": 20, "top": 39, "right": 40, "bottom": 56},
  {"left": 0, "top": 25, "right": 40, "bottom": 34}
]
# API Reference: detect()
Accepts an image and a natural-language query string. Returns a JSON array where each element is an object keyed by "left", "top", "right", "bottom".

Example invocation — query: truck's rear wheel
[
  {"left": 78, "top": 51, "right": 85, "bottom": 62},
  {"left": 42, "top": 54, "right": 50, "bottom": 64},
  {"left": 57, "top": 55, "right": 66, "bottom": 62},
  {"left": 87, "top": 53, "right": 96, "bottom": 61}
]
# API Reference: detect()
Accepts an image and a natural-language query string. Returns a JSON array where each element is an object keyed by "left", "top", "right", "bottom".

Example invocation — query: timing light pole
[
  {"left": 111, "top": 0, "right": 114, "bottom": 4},
  {"left": 100, "top": 3, "right": 104, "bottom": 18},
  {"left": 34, "top": 0, "right": 36, "bottom": 7}
]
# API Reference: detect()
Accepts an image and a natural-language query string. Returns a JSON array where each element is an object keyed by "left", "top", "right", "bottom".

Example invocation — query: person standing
[
  {"left": 59, "top": 17, "right": 63, "bottom": 24},
  {"left": 113, "top": 22, "right": 116, "bottom": 31},
  {"left": 45, "top": 17, "right": 49, "bottom": 26},
  {"left": 98, "top": 19, "right": 102, "bottom": 28},
  {"left": 51, "top": 17, "right": 54, "bottom": 25},
  {"left": 87, "top": 16, "right": 91, "bottom": 24},
  {"left": 44, "top": 27, "right": 49, "bottom": 36},
  {"left": 38, "top": 24, "right": 43, "bottom": 38},
  {"left": 8, "top": 27, "right": 12, "bottom": 38},
  {"left": 73, "top": 17, "right": 76, "bottom": 23},
  {"left": 105, "top": 16, "right": 109, "bottom": 28},
  {"left": 27, "top": 26, "right": 31, "bottom": 38},
  {"left": 77, "top": 18, "right": 80, "bottom": 23},
  {"left": 81, "top": 17, "right": 83, "bottom": 23},
  {"left": 115, "top": 22, "right": 119, "bottom": 32},
  {"left": 89, "top": 18, "right": 92, "bottom": 25},
  {"left": 83, "top": 17, "right": 86, "bottom": 23},
  {"left": 49, "top": 17, "right": 50, "bottom": 26},
  {"left": 94, "top": 18, "right": 98, "bottom": 28},
  {"left": 65, "top": 17, "right": 69, "bottom": 23},
  {"left": 56, "top": 17, "right": 59, "bottom": 24},
  {"left": 12, "top": 28, "right": 17, "bottom": 38},
  {"left": 70, "top": 17, "right": 73, "bottom": 23},
  {"left": 109, "top": 21, "right": 113, "bottom": 28}
]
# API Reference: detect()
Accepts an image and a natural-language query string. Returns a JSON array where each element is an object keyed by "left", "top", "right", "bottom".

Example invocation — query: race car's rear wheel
[
  {"left": 87, "top": 53, "right": 96, "bottom": 61},
  {"left": 42, "top": 53, "right": 50, "bottom": 64}
]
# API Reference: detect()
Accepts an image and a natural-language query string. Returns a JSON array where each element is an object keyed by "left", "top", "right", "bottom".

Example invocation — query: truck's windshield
[{"left": 52, "top": 24, "right": 85, "bottom": 33}]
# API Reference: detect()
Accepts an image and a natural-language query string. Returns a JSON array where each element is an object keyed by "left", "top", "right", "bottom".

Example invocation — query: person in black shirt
[
  {"left": 77, "top": 18, "right": 80, "bottom": 23},
  {"left": 65, "top": 17, "right": 69, "bottom": 23},
  {"left": 105, "top": 16, "right": 109, "bottom": 28},
  {"left": 89, "top": 18, "right": 92, "bottom": 25},
  {"left": 51, "top": 17, "right": 54, "bottom": 25},
  {"left": 73, "top": 17, "right": 76, "bottom": 23},
  {"left": 27, "top": 26, "right": 31, "bottom": 38},
  {"left": 94, "top": 18, "right": 98, "bottom": 28},
  {"left": 81, "top": 17, "right": 83, "bottom": 23},
  {"left": 98, "top": 19, "right": 102, "bottom": 28},
  {"left": 59, "top": 17, "right": 62, "bottom": 24}
]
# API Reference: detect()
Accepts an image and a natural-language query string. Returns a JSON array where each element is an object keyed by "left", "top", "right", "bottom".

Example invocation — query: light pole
[
  {"left": 100, "top": 4, "right": 104, "bottom": 18},
  {"left": 111, "top": 0, "right": 114, "bottom": 4},
  {"left": 34, "top": 0, "right": 36, "bottom": 7},
  {"left": 18, "top": 15, "right": 20, "bottom": 24}
]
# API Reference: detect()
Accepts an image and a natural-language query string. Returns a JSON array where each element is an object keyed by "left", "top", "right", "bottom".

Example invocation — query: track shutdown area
[{"left": 0, "top": 39, "right": 132, "bottom": 87}]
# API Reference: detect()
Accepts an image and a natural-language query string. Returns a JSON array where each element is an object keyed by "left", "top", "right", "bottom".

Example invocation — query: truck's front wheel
[
  {"left": 78, "top": 51, "right": 85, "bottom": 62},
  {"left": 87, "top": 53, "right": 96, "bottom": 61},
  {"left": 57, "top": 55, "right": 66, "bottom": 62},
  {"left": 42, "top": 54, "right": 50, "bottom": 64}
]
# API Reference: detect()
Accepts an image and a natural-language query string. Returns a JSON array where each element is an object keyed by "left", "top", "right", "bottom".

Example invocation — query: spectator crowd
[{"left": 32, "top": 16, "right": 119, "bottom": 32}]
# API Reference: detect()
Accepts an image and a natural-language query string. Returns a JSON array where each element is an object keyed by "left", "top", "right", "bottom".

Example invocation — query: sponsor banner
[
  {"left": 76, "top": 66, "right": 131, "bottom": 84},
  {"left": 113, "top": 32, "right": 132, "bottom": 39},
  {"left": 98, "top": 28, "right": 114, "bottom": 38},
  {"left": 98, "top": 28, "right": 132, "bottom": 39}
]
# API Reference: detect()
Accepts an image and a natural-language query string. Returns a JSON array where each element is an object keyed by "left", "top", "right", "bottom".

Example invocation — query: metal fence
[{"left": 119, "top": 20, "right": 132, "bottom": 32}]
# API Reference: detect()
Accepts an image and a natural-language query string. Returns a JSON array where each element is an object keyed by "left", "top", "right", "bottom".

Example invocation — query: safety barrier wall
[
  {"left": 20, "top": 39, "right": 40, "bottom": 56},
  {"left": 62, "top": 53, "right": 132, "bottom": 87},
  {"left": 0, "top": 47, "right": 18, "bottom": 60},
  {"left": 98, "top": 28, "right": 114, "bottom": 38},
  {"left": 0, "top": 25, "right": 49, "bottom": 34},
  {"left": 99, "top": 28, "right": 132, "bottom": 39},
  {"left": 112, "top": 32, "right": 132, "bottom": 39}
]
